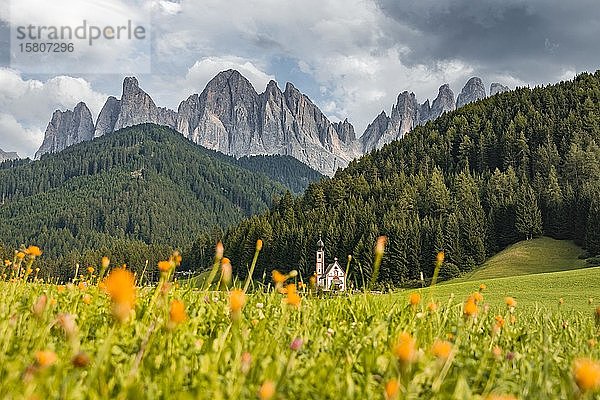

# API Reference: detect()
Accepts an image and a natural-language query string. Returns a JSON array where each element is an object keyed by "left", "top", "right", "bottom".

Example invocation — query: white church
[{"left": 315, "top": 236, "right": 347, "bottom": 291}]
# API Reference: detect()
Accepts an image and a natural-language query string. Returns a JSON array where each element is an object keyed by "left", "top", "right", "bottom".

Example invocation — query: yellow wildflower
[
  {"left": 229, "top": 289, "right": 246, "bottom": 315},
  {"left": 102, "top": 268, "right": 136, "bottom": 323},
  {"left": 221, "top": 258, "right": 232, "bottom": 286},
  {"left": 409, "top": 292, "right": 421, "bottom": 306},
  {"left": 505, "top": 297, "right": 517, "bottom": 308},
  {"left": 573, "top": 358, "right": 600, "bottom": 392},
  {"left": 272, "top": 270, "right": 286, "bottom": 284},
  {"left": 169, "top": 299, "right": 187, "bottom": 325},
  {"left": 157, "top": 260, "right": 174, "bottom": 273},
  {"left": 26, "top": 245, "right": 42, "bottom": 257},
  {"left": 215, "top": 241, "right": 224, "bottom": 259},
  {"left": 285, "top": 284, "right": 301, "bottom": 308},
  {"left": 393, "top": 332, "right": 416, "bottom": 364},
  {"left": 464, "top": 297, "right": 478, "bottom": 317},
  {"left": 431, "top": 339, "right": 452, "bottom": 360},
  {"left": 436, "top": 251, "right": 445, "bottom": 264},
  {"left": 35, "top": 350, "right": 57, "bottom": 368},
  {"left": 486, "top": 395, "right": 518, "bottom": 400},
  {"left": 492, "top": 346, "right": 502, "bottom": 358},
  {"left": 258, "top": 380, "right": 275, "bottom": 400},
  {"left": 172, "top": 251, "right": 182, "bottom": 265},
  {"left": 385, "top": 379, "right": 400, "bottom": 399}
]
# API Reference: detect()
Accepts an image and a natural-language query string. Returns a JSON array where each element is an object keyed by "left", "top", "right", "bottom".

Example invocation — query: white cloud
[
  {"left": 5, "top": 0, "right": 152, "bottom": 74},
  {"left": 154, "top": 0, "right": 182, "bottom": 15},
  {"left": 0, "top": 113, "right": 43, "bottom": 158},
  {"left": 149, "top": 0, "right": 483, "bottom": 134},
  {"left": 184, "top": 57, "right": 275, "bottom": 94},
  {"left": 0, "top": 69, "right": 107, "bottom": 157}
]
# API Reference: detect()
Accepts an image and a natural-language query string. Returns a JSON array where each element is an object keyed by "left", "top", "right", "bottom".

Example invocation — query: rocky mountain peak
[
  {"left": 265, "top": 80, "right": 280, "bottom": 95},
  {"left": 122, "top": 76, "right": 140, "bottom": 94},
  {"left": 456, "top": 77, "right": 486, "bottom": 108},
  {"left": 390, "top": 91, "right": 419, "bottom": 128},
  {"left": 0, "top": 148, "right": 19, "bottom": 162},
  {"left": 35, "top": 102, "right": 94, "bottom": 159},
  {"left": 114, "top": 76, "right": 175, "bottom": 132},
  {"left": 333, "top": 118, "right": 356, "bottom": 143},
  {"left": 490, "top": 82, "right": 510, "bottom": 96},
  {"left": 360, "top": 111, "right": 390, "bottom": 152},
  {"left": 205, "top": 69, "right": 257, "bottom": 97},
  {"left": 94, "top": 96, "right": 121, "bottom": 138},
  {"left": 430, "top": 83, "right": 456, "bottom": 119}
]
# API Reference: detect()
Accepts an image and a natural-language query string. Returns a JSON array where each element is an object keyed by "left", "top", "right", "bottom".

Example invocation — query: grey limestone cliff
[
  {"left": 456, "top": 77, "right": 486, "bottom": 108},
  {"left": 35, "top": 102, "right": 94, "bottom": 159},
  {"left": 490, "top": 83, "right": 510, "bottom": 96},
  {"left": 113, "top": 77, "right": 177, "bottom": 132}
]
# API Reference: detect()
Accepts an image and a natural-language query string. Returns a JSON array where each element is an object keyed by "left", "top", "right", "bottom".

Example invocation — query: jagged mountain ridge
[
  {"left": 0, "top": 148, "right": 19, "bottom": 163},
  {"left": 359, "top": 78, "right": 513, "bottom": 152},
  {"left": 35, "top": 72, "right": 509, "bottom": 174}
]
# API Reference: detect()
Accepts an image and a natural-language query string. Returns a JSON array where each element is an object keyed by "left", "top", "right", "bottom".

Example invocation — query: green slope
[
  {"left": 417, "top": 266, "right": 600, "bottom": 312},
  {"left": 417, "top": 238, "right": 595, "bottom": 312},
  {"left": 454, "top": 237, "right": 588, "bottom": 281}
]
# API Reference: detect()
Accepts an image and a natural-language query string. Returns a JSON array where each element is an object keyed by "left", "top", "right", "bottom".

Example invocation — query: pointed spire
[{"left": 317, "top": 232, "right": 324, "bottom": 249}]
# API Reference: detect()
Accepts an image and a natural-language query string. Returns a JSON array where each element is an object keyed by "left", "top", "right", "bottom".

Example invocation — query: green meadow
[{"left": 2, "top": 240, "right": 600, "bottom": 399}]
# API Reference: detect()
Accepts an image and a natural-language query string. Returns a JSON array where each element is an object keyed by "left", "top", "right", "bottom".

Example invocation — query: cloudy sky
[{"left": 0, "top": 0, "right": 598, "bottom": 158}]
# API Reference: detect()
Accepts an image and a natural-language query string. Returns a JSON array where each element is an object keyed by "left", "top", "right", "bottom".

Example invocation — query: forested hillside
[
  {"left": 190, "top": 72, "right": 600, "bottom": 286},
  {"left": 235, "top": 155, "right": 323, "bottom": 194},
  {"left": 0, "top": 124, "right": 321, "bottom": 278}
]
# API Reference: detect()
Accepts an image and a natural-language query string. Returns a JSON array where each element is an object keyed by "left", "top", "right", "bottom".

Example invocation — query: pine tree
[
  {"left": 515, "top": 181, "right": 543, "bottom": 240},
  {"left": 585, "top": 199, "right": 600, "bottom": 256}
]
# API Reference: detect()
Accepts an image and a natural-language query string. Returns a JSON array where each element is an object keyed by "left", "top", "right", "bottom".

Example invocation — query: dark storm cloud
[{"left": 376, "top": 0, "right": 600, "bottom": 83}]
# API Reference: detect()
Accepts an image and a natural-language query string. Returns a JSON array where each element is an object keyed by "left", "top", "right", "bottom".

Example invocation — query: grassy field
[
  {"left": 3, "top": 243, "right": 600, "bottom": 399},
  {"left": 426, "top": 266, "right": 600, "bottom": 312},
  {"left": 454, "top": 237, "right": 588, "bottom": 281},
  {"left": 428, "top": 237, "right": 597, "bottom": 312}
]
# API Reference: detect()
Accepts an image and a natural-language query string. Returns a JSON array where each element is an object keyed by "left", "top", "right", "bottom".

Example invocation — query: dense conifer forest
[
  {"left": 0, "top": 124, "right": 322, "bottom": 278},
  {"left": 189, "top": 72, "right": 600, "bottom": 286}
]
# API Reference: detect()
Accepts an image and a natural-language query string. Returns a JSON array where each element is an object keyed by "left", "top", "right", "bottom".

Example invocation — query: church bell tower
[{"left": 315, "top": 234, "right": 325, "bottom": 286}]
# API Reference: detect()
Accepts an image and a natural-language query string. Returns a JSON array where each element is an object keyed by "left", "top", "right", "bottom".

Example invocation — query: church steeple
[{"left": 315, "top": 234, "right": 325, "bottom": 284}]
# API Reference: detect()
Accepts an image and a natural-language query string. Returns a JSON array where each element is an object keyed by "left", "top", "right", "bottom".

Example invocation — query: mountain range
[{"left": 35, "top": 72, "right": 509, "bottom": 175}]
